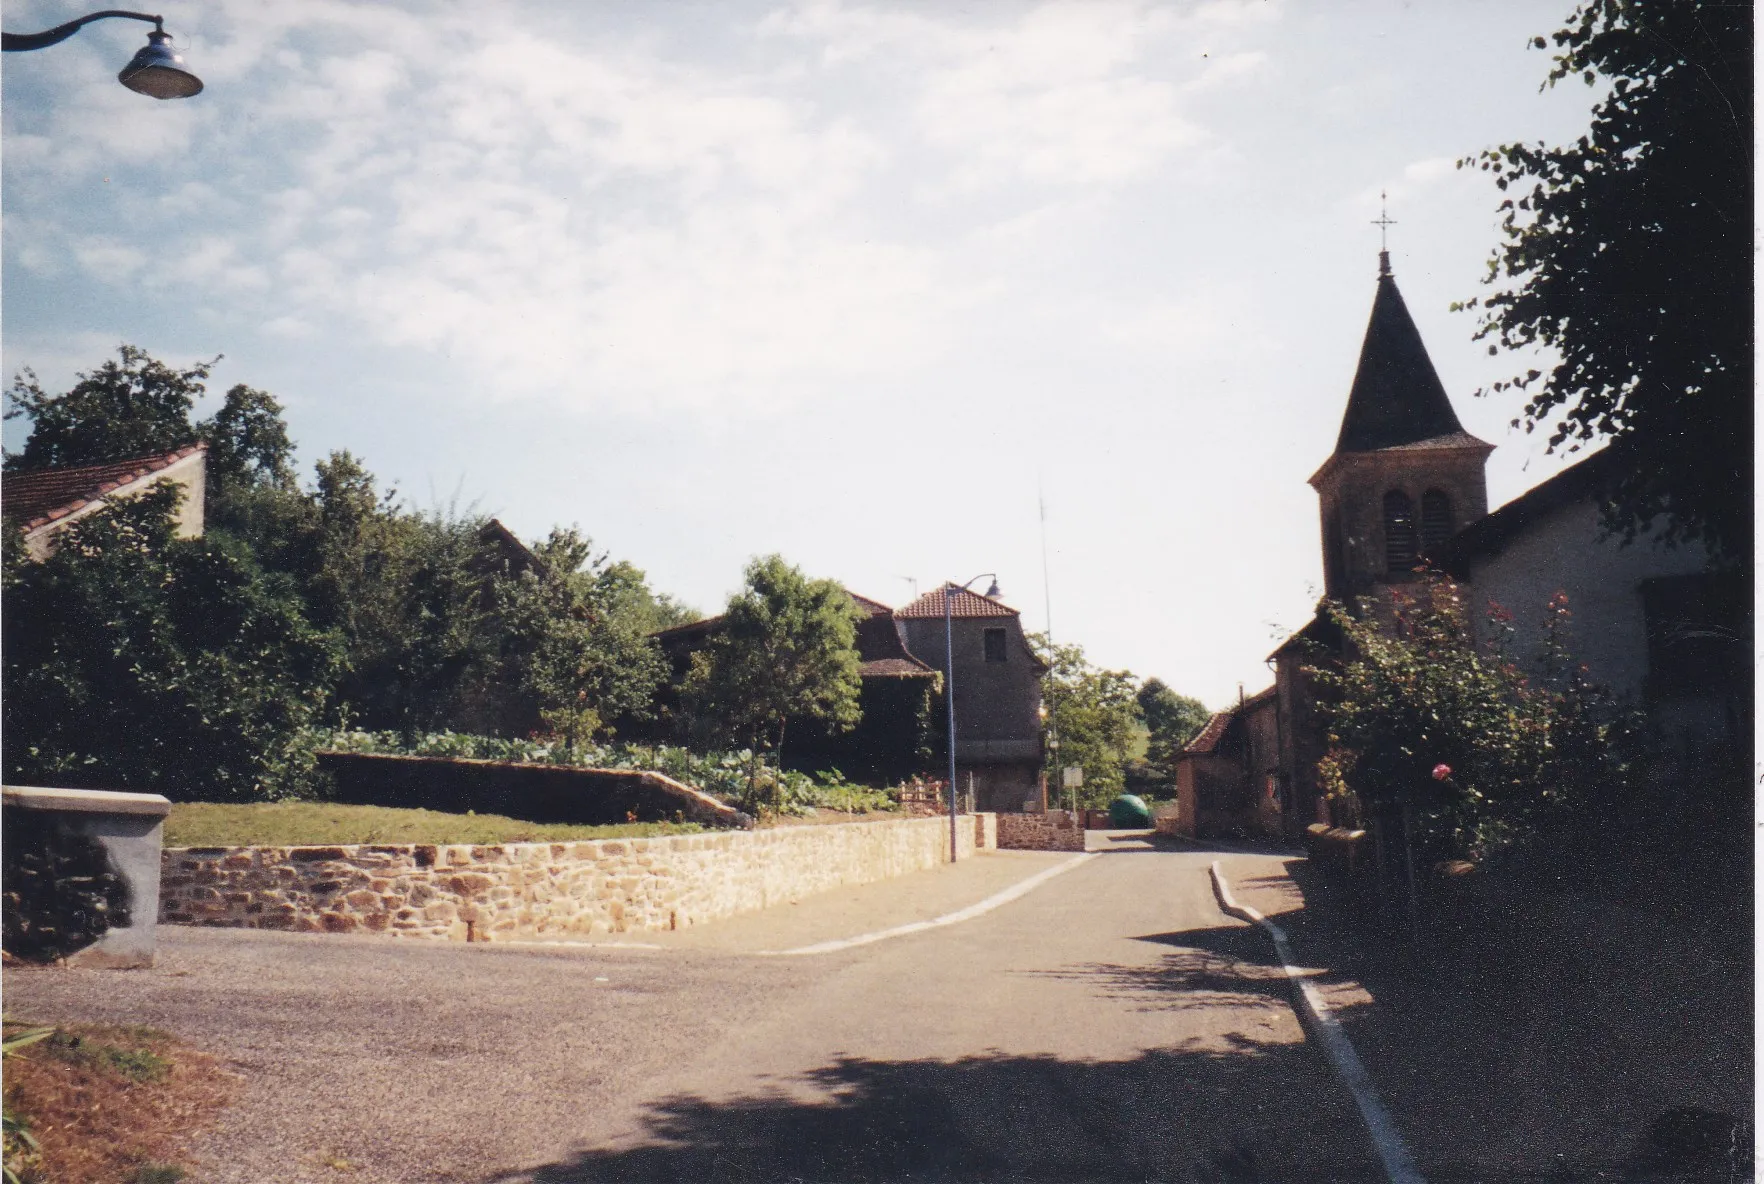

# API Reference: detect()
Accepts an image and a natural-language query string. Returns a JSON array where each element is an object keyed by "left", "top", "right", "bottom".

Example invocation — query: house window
[
  {"left": 1420, "top": 489, "right": 1454, "bottom": 554},
  {"left": 1382, "top": 489, "right": 1417, "bottom": 574},
  {"left": 983, "top": 627, "right": 1008, "bottom": 663}
]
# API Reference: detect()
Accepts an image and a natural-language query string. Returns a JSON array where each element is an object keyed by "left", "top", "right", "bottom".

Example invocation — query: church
[{"left": 1173, "top": 247, "right": 1746, "bottom": 841}]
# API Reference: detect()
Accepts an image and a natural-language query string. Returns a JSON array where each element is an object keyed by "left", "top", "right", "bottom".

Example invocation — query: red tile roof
[
  {"left": 652, "top": 588, "right": 935, "bottom": 678},
  {"left": 2, "top": 445, "right": 205, "bottom": 532},
  {"left": 1182, "top": 711, "right": 1235, "bottom": 755},
  {"left": 848, "top": 591, "right": 895, "bottom": 618},
  {"left": 894, "top": 585, "right": 1020, "bottom": 619}
]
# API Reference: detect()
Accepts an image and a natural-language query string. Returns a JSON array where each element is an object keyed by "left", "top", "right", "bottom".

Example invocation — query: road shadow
[
  {"left": 1018, "top": 924, "right": 1322, "bottom": 1015},
  {"left": 1260, "top": 856, "right": 1754, "bottom": 1183},
  {"left": 490, "top": 1044, "right": 1386, "bottom": 1184}
]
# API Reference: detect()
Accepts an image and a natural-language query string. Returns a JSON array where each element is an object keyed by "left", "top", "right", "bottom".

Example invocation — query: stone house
[
  {"left": 653, "top": 584, "right": 1046, "bottom": 808},
  {"left": 893, "top": 585, "right": 1047, "bottom": 813},
  {"left": 652, "top": 590, "right": 942, "bottom": 786},
  {"left": 1171, "top": 686, "right": 1280, "bottom": 838},
  {"left": 2, "top": 444, "right": 207, "bottom": 560}
]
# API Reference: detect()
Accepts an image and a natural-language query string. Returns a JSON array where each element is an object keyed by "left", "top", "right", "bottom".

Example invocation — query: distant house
[
  {"left": 474, "top": 518, "right": 546, "bottom": 581},
  {"left": 1172, "top": 687, "right": 1280, "bottom": 839},
  {"left": 893, "top": 585, "right": 1047, "bottom": 812},
  {"left": 2, "top": 445, "right": 207, "bottom": 560},
  {"left": 653, "top": 584, "right": 1046, "bottom": 806}
]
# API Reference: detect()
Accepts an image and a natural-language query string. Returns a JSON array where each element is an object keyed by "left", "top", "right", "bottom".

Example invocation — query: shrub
[{"left": 1306, "top": 574, "right": 1637, "bottom": 860}]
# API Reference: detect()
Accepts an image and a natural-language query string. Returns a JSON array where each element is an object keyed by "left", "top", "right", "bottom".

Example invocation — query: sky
[{"left": 2, "top": 0, "right": 1604, "bottom": 709}]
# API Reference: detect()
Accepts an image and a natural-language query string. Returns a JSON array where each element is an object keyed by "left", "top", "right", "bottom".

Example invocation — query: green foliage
[
  {"left": 1033, "top": 634, "right": 1142, "bottom": 807},
  {"left": 321, "top": 728, "right": 775, "bottom": 809},
  {"left": 312, "top": 730, "right": 886, "bottom": 820},
  {"left": 162, "top": 801, "right": 701, "bottom": 848},
  {"left": 3, "top": 346, "right": 206, "bottom": 471},
  {"left": 43, "top": 1032, "right": 171, "bottom": 1085},
  {"left": 3, "top": 487, "right": 338, "bottom": 801},
  {"left": 1459, "top": 0, "right": 1752, "bottom": 557},
  {"left": 1133, "top": 677, "right": 1210, "bottom": 792},
  {"left": 491, "top": 529, "right": 668, "bottom": 746},
  {"left": 2, "top": 1024, "right": 52, "bottom": 1184},
  {"left": 201, "top": 383, "right": 296, "bottom": 495},
  {"left": 682, "top": 555, "right": 863, "bottom": 762},
  {"left": 1307, "top": 574, "right": 1637, "bottom": 859}
]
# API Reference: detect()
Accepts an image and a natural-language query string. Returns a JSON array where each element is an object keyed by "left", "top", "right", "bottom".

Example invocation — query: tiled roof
[
  {"left": 858, "top": 657, "right": 937, "bottom": 678},
  {"left": 652, "top": 588, "right": 935, "bottom": 678},
  {"left": 1240, "top": 684, "right": 1277, "bottom": 710},
  {"left": 1180, "top": 685, "right": 1273, "bottom": 756},
  {"left": 1182, "top": 711, "right": 1234, "bottom": 755},
  {"left": 847, "top": 592, "right": 894, "bottom": 618},
  {"left": 894, "top": 585, "right": 1020, "bottom": 619},
  {"left": 2, "top": 445, "right": 205, "bottom": 532}
]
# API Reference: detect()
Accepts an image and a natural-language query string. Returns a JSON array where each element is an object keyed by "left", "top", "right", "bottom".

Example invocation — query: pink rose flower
[{"left": 1432, "top": 763, "right": 1453, "bottom": 781}]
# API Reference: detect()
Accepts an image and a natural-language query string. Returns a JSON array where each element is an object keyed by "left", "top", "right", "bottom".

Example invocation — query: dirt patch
[{"left": 3, "top": 1020, "right": 234, "bottom": 1183}]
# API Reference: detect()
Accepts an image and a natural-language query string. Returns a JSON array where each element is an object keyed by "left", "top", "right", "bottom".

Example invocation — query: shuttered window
[
  {"left": 1383, "top": 490, "right": 1417, "bottom": 574},
  {"left": 1420, "top": 489, "right": 1454, "bottom": 554}
]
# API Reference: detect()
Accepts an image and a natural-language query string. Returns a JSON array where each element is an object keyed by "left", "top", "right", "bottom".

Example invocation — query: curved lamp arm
[{"left": 2, "top": 10, "right": 163, "bottom": 53}]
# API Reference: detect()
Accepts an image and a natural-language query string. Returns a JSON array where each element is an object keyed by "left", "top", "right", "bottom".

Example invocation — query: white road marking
[
  {"left": 759, "top": 853, "right": 1098, "bottom": 956},
  {"left": 493, "top": 940, "right": 666, "bottom": 951},
  {"left": 1209, "top": 860, "right": 1427, "bottom": 1184}
]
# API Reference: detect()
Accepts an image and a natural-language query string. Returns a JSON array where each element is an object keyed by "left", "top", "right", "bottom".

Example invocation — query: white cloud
[{"left": 9, "top": 0, "right": 1279, "bottom": 414}]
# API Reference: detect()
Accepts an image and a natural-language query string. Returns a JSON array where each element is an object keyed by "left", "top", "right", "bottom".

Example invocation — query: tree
[
  {"left": 201, "top": 383, "right": 296, "bottom": 493},
  {"left": 1033, "top": 635, "right": 1142, "bottom": 807},
  {"left": 682, "top": 555, "right": 862, "bottom": 768},
  {"left": 1134, "top": 678, "right": 1210, "bottom": 789},
  {"left": 490, "top": 529, "right": 669, "bottom": 746},
  {"left": 3, "top": 484, "right": 338, "bottom": 801},
  {"left": 4, "top": 346, "right": 208, "bottom": 470},
  {"left": 1460, "top": 0, "right": 1752, "bottom": 558}
]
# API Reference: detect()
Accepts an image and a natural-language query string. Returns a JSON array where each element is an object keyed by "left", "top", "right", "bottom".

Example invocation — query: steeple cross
[{"left": 1372, "top": 190, "right": 1397, "bottom": 276}]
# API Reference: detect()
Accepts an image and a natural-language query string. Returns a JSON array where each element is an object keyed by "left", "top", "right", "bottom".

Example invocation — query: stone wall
[
  {"left": 160, "top": 813, "right": 996, "bottom": 942},
  {"left": 995, "top": 811, "right": 1086, "bottom": 852}
]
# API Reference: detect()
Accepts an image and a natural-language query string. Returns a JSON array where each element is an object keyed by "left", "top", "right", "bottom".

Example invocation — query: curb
[{"left": 1209, "top": 859, "right": 1426, "bottom": 1184}]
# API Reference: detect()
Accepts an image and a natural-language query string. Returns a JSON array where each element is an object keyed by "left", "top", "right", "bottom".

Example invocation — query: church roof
[{"left": 1334, "top": 267, "right": 1482, "bottom": 454}]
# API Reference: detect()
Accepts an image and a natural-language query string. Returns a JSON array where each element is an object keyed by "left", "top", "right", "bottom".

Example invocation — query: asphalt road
[{"left": 4, "top": 842, "right": 1385, "bottom": 1183}]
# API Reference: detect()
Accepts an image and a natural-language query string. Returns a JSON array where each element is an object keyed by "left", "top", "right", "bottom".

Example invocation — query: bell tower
[{"left": 1310, "top": 248, "right": 1492, "bottom": 601}]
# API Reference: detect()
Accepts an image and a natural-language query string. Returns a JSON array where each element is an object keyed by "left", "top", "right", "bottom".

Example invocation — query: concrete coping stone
[{"left": 2, "top": 785, "right": 172, "bottom": 817}]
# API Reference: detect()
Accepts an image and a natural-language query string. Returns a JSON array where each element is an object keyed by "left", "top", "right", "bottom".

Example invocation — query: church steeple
[
  {"left": 1332, "top": 267, "right": 1479, "bottom": 453},
  {"left": 1309, "top": 248, "right": 1493, "bottom": 600}
]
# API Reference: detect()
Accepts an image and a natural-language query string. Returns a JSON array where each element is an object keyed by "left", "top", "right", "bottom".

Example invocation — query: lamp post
[
  {"left": 944, "top": 572, "right": 999, "bottom": 863},
  {"left": 3, "top": 10, "right": 203, "bottom": 99}
]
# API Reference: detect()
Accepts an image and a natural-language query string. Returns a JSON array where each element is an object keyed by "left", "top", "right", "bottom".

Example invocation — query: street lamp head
[
  {"left": 984, "top": 578, "right": 1001, "bottom": 599},
  {"left": 118, "top": 28, "right": 201, "bottom": 99}
]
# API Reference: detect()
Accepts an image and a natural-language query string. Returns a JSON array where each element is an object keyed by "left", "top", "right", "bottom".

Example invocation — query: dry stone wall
[
  {"left": 160, "top": 814, "right": 995, "bottom": 942},
  {"left": 995, "top": 811, "right": 1086, "bottom": 852}
]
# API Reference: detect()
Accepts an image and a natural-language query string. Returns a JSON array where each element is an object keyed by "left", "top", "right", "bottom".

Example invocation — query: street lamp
[
  {"left": 3, "top": 11, "right": 203, "bottom": 99},
  {"left": 943, "top": 572, "right": 1000, "bottom": 863}
]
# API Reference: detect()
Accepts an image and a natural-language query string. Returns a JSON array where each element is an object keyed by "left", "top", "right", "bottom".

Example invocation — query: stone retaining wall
[
  {"left": 995, "top": 811, "right": 1086, "bottom": 852},
  {"left": 160, "top": 813, "right": 996, "bottom": 941}
]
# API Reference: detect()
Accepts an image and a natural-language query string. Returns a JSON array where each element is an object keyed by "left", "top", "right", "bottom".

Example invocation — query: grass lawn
[
  {"left": 3, "top": 1021, "right": 232, "bottom": 1184},
  {"left": 162, "top": 801, "right": 705, "bottom": 848}
]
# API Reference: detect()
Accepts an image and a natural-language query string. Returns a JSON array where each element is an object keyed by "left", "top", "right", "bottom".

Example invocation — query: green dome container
[{"left": 1108, "top": 794, "right": 1153, "bottom": 828}]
